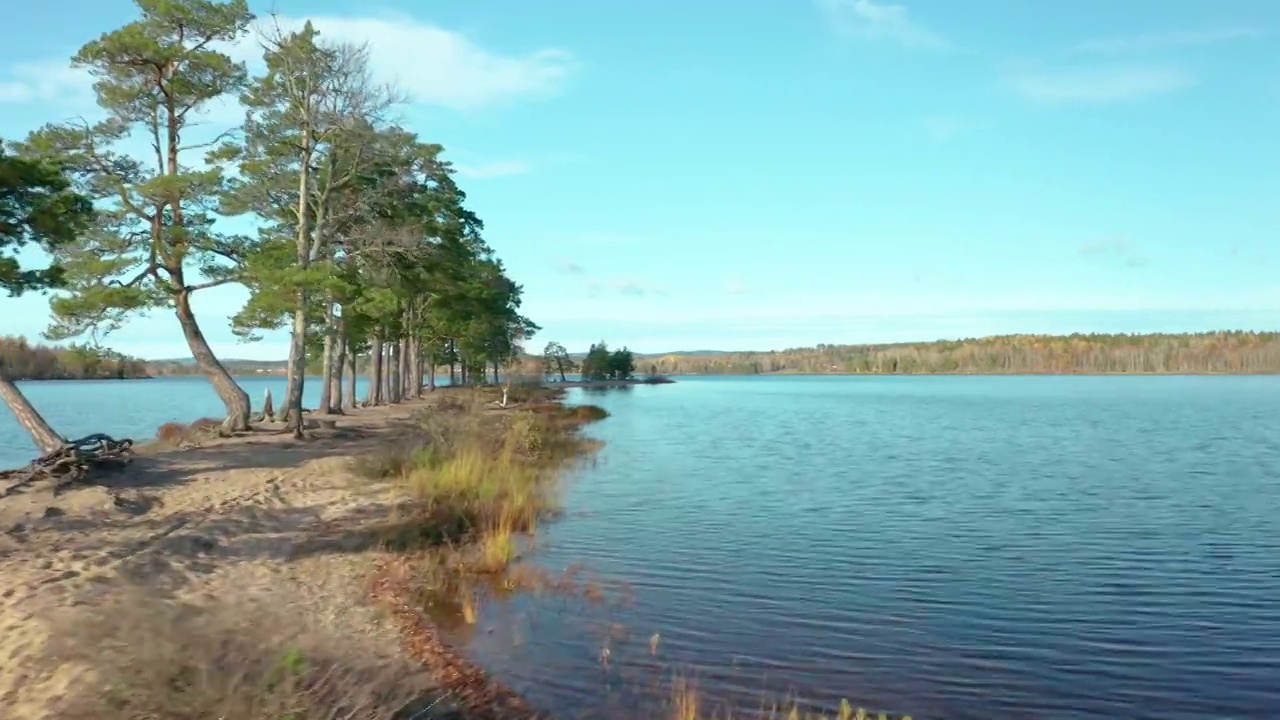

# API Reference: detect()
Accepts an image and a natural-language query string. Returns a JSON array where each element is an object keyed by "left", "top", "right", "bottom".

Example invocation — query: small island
[{"left": 537, "top": 340, "right": 675, "bottom": 387}]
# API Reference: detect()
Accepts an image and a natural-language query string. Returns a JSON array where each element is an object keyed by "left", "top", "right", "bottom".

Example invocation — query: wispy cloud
[
  {"left": 816, "top": 0, "right": 947, "bottom": 49},
  {"left": 1076, "top": 27, "right": 1264, "bottom": 55},
  {"left": 555, "top": 260, "right": 585, "bottom": 275},
  {"left": 0, "top": 59, "right": 92, "bottom": 106},
  {"left": 1005, "top": 63, "right": 1192, "bottom": 105},
  {"left": 453, "top": 159, "right": 531, "bottom": 179},
  {"left": 725, "top": 279, "right": 750, "bottom": 295},
  {"left": 0, "top": 13, "right": 576, "bottom": 113},
  {"left": 1079, "top": 236, "right": 1147, "bottom": 268},
  {"left": 610, "top": 278, "right": 660, "bottom": 297},
  {"left": 583, "top": 278, "right": 663, "bottom": 299}
]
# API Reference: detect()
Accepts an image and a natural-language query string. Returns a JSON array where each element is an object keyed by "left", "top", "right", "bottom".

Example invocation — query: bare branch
[{"left": 185, "top": 277, "right": 236, "bottom": 293}]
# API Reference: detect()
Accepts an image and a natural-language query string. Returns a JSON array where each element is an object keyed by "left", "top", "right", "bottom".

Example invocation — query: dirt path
[{"left": 0, "top": 397, "right": 451, "bottom": 718}]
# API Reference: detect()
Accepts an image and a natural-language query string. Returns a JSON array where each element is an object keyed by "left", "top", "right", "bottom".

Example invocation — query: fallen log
[{"left": 0, "top": 433, "right": 134, "bottom": 499}]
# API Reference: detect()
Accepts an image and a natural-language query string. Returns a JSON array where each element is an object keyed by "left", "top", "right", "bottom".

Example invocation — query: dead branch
[{"left": 0, "top": 433, "right": 135, "bottom": 499}]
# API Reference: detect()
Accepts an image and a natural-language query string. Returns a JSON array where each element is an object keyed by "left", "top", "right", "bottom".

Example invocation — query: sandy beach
[{"left": 0, "top": 392, "right": 540, "bottom": 719}]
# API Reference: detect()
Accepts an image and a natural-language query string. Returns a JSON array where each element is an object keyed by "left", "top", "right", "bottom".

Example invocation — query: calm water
[
  {"left": 4, "top": 375, "right": 1278, "bottom": 718},
  {"left": 0, "top": 375, "right": 373, "bottom": 466},
  {"left": 453, "top": 376, "right": 1280, "bottom": 720}
]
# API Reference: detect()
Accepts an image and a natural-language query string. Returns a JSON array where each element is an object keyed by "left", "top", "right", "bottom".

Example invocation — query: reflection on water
[{"left": 451, "top": 376, "right": 1280, "bottom": 720}]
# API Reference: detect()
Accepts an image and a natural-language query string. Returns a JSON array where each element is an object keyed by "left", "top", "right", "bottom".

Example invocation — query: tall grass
[{"left": 362, "top": 394, "right": 607, "bottom": 577}]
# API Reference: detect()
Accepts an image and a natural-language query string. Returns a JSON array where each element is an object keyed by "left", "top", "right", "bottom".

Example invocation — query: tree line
[
  {"left": 0, "top": 336, "right": 149, "bottom": 381},
  {"left": 643, "top": 332, "right": 1280, "bottom": 375},
  {"left": 1, "top": 0, "right": 536, "bottom": 454}
]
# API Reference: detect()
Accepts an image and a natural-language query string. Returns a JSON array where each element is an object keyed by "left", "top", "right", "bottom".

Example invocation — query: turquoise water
[
  {"left": 4, "top": 374, "right": 1278, "bottom": 719},
  {"left": 455, "top": 376, "right": 1280, "bottom": 720},
  {"left": 0, "top": 375, "right": 373, "bottom": 465}
]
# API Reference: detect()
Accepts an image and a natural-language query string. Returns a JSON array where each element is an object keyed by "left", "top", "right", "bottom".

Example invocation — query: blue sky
[{"left": 2, "top": 0, "right": 1278, "bottom": 358}]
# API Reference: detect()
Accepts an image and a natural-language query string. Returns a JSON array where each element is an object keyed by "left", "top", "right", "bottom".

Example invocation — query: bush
[{"left": 152, "top": 417, "right": 223, "bottom": 446}]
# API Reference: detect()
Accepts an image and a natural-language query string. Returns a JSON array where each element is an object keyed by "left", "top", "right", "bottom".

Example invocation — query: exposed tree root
[{"left": 0, "top": 433, "right": 134, "bottom": 498}]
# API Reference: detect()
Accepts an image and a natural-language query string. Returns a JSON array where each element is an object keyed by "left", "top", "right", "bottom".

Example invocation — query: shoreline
[
  {"left": 543, "top": 377, "right": 675, "bottom": 388},
  {"left": 670, "top": 370, "right": 1280, "bottom": 377},
  {"left": 0, "top": 389, "right": 573, "bottom": 720}
]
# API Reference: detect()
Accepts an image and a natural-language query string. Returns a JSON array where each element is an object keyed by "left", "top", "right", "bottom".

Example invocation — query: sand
[{"left": 0, "top": 394, "right": 478, "bottom": 719}]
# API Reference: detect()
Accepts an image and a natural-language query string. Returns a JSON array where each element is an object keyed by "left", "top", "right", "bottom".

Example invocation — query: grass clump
[{"left": 369, "top": 398, "right": 607, "bottom": 576}]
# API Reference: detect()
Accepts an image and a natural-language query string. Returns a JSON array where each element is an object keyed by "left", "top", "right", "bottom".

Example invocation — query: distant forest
[
  {"left": 7, "top": 331, "right": 1280, "bottom": 381},
  {"left": 641, "top": 331, "right": 1280, "bottom": 375},
  {"left": 146, "top": 358, "right": 291, "bottom": 377},
  {"left": 0, "top": 336, "right": 150, "bottom": 380}
]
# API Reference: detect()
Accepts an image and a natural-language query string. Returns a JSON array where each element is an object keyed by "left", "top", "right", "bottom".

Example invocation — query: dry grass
[
  {"left": 350, "top": 393, "right": 608, "bottom": 616},
  {"left": 149, "top": 417, "right": 224, "bottom": 448},
  {"left": 383, "top": 401, "right": 604, "bottom": 573},
  {"left": 49, "top": 589, "right": 431, "bottom": 720},
  {"left": 666, "top": 681, "right": 912, "bottom": 720}
]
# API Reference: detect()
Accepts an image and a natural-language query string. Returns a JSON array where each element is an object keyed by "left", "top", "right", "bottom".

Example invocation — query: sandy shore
[{"left": 0, "top": 392, "right": 538, "bottom": 719}]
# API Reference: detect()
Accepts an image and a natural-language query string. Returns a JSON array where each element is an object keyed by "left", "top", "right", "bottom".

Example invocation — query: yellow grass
[
  {"left": 361, "top": 395, "right": 608, "bottom": 601},
  {"left": 667, "top": 678, "right": 911, "bottom": 720}
]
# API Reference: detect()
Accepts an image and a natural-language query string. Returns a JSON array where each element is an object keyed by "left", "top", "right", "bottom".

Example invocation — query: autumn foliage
[{"left": 644, "top": 331, "right": 1280, "bottom": 375}]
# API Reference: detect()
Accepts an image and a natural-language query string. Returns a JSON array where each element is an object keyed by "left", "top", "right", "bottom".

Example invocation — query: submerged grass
[{"left": 667, "top": 680, "right": 912, "bottom": 720}]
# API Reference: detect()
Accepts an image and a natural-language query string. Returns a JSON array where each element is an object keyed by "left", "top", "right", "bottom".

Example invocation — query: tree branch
[{"left": 185, "top": 277, "right": 236, "bottom": 293}]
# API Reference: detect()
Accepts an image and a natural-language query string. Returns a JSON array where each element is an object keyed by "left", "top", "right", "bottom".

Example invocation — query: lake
[
  {"left": 2, "top": 375, "right": 1278, "bottom": 719},
  {"left": 455, "top": 376, "right": 1280, "bottom": 720},
  {"left": 0, "top": 375, "right": 375, "bottom": 466}
]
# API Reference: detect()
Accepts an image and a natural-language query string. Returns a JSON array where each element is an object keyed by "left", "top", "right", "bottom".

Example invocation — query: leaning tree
[{"left": 0, "top": 142, "right": 93, "bottom": 455}]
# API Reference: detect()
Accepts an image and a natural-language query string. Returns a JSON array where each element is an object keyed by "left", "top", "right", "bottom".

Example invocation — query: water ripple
[{"left": 459, "top": 376, "right": 1280, "bottom": 720}]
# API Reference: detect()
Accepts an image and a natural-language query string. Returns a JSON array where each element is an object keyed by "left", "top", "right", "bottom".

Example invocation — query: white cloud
[
  {"left": 1076, "top": 27, "right": 1264, "bottom": 55},
  {"left": 0, "top": 12, "right": 575, "bottom": 113},
  {"left": 263, "top": 14, "right": 574, "bottom": 112},
  {"left": 1005, "top": 64, "right": 1192, "bottom": 105},
  {"left": 0, "top": 59, "right": 93, "bottom": 106},
  {"left": 817, "top": 0, "right": 947, "bottom": 48},
  {"left": 725, "top": 279, "right": 749, "bottom": 295},
  {"left": 453, "top": 159, "right": 531, "bottom": 179}
]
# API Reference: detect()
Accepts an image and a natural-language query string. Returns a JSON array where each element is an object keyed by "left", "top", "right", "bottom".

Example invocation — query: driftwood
[{"left": 0, "top": 433, "right": 134, "bottom": 499}]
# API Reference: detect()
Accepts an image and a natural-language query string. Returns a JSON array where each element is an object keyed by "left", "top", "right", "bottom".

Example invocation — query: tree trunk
[
  {"left": 345, "top": 350, "right": 358, "bottom": 411},
  {"left": 0, "top": 373, "right": 66, "bottom": 456},
  {"left": 492, "top": 359, "right": 500, "bottom": 385},
  {"left": 388, "top": 341, "right": 401, "bottom": 404},
  {"left": 428, "top": 349, "right": 437, "bottom": 391},
  {"left": 379, "top": 341, "right": 390, "bottom": 403},
  {"left": 174, "top": 290, "right": 250, "bottom": 431},
  {"left": 399, "top": 337, "right": 411, "bottom": 399},
  {"left": 448, "top": 340, "right": 456, "bottom": 386},
  {"left": 330, "top": 331, "right": 346, "bottom": 413},
  {"left": 414, "top": 341, "right": 424, "bottom": 398},
  {"left": 369, "top": 336, "right": 384, "bottom": 406},
  {"left": 409, "top": 340, "right": 421, "bottom": 399},
  {"left": 283, "top": 297, "right": 308, "bottom": 438},
  {"left": 317, "top": 298, "right": 338, "bottom": 414}
]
